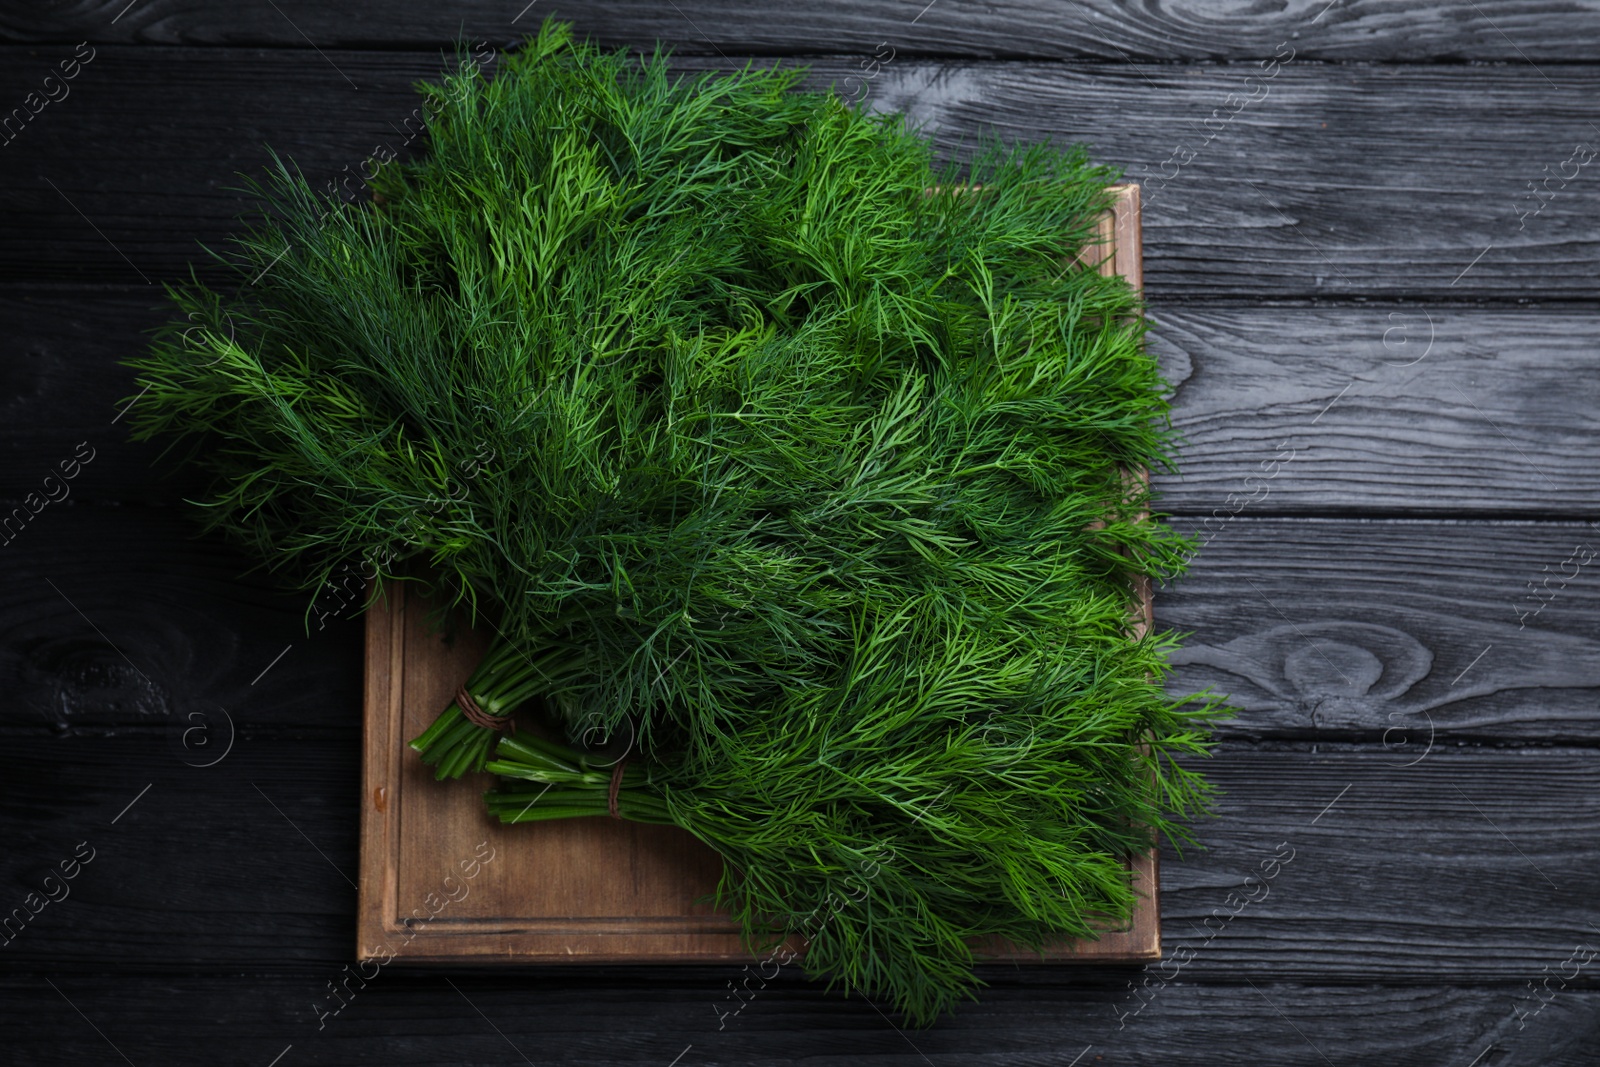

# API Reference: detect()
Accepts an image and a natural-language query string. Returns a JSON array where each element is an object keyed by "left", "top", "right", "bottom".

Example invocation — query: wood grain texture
[
  {"left": 10, "top": 289, "right": 1600, "bottom": 516},
  {"left": 4, "top": 729, "right": 1599, "bottom": 982},
  {"left": 1, "top": 974, "right": 1594, "bottom": 1066},
  {"left": 4, "top": 51, "right": 1600, "bottom": 298},
  {"left": 0, "top": 505, "right": 364, "bottom": 734},
  {"left": 6, "top": 0, "right": 1600, "bottom": 61},
  {"left": 1161, "top": 518, "right": 1600, "bottom": 746},
  {"left": 8, "top": 509, "right": 1600, "bottom": 745},
  {"left": 1148, "top": 307, "right": 1600, "bottom": 516},
  {"left": 3, "top": 7, "right": 1599, "bottom": 1058}
]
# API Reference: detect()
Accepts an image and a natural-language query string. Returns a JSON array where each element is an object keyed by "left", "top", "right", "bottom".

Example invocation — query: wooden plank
[
  {"left": 0, "top": 974, "right": 1588, "bottom": 1065},
  {"left": 0, "top": 506, "right": 365, "bottom": 733},
  {"left": 1, "top": 9, "right": 1593, "bottom": 1062},
  {"left": 5, "top": 728, "right": 1600, "bottom": 980},
  {"left": 4, "top": 52, "right": 1600, "bottom": 298},
  {"left": 1147, "top": 307, "right": 1600, "bottom": 516},
  {"left": 1161, "top": 516, "right": 1600, "bottom": 747},
  {"left": 0, "top": 286, "right": 211, "bottom": 504},
  {"left": 1158, "top": 747, "right": 1600, "bottom": 980},
  {"left": 357, "top": 188, "right": 1158, "bottom": 966},
  {"left": 11, "top": 289, "right": 1600, "bottom": 516},
  {"left": 8, "top": 508, "right": 1600, "bottom": 744},
  {"left": 6, "top": 0, "right": 1600, "bottom": 61}
]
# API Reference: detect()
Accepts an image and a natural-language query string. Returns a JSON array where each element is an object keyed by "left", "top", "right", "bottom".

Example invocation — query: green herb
[
  {"left": 125, "top": 19, "right": 1226, "bottom": 1025},
  {"left": 481, "top": 603, "right": 1215, "bottom": 1026}
]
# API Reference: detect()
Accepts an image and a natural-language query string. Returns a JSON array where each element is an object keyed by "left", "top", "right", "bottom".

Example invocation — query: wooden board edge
[
  {"left": 1107, "top": 183, "right": 1142, "bottom": 292},
  {"left": 1106, "top": 182, "right": 1160, "bottom": 962},
  {"left": 356, "top": 579, "right": 402, "bottom": 960}
]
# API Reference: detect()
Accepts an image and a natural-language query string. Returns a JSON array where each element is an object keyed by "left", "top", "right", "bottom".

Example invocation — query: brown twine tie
[
  {"left": 607, "top": 757, "right": 629, "bottom": 820},
  {"left": 455, "top": 686, "right": 507, "bottom": 731}
]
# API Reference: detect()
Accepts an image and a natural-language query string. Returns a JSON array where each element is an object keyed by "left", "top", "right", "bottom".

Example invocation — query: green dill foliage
[{"left": 126, "top": 19, "right": 1226, "bottom": 1025}]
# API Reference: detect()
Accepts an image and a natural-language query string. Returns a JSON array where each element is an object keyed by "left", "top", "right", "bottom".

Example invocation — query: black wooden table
[{"left": 3, "top": 4, "right": 1598, "bottom": 1064}]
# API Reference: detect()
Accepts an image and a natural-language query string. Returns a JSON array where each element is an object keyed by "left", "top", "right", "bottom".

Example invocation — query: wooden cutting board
[{"left": 356, "top": 184, "right": 1160, "bottom": 964}]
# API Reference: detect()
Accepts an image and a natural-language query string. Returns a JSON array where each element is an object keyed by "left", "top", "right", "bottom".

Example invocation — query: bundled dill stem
[{"left": 126, "top": 18, "right": 1227, "bottom": 1025}]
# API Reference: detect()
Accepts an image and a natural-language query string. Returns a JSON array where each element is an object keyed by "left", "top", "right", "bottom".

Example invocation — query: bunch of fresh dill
[{"left": 126, "top": 19, "right": 1225, "bottom": 1025}]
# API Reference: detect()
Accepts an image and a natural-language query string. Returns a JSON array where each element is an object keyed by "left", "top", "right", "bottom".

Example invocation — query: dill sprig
[{"left": 125, "top": 18, "right": 1227, "bottom": 1025}]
